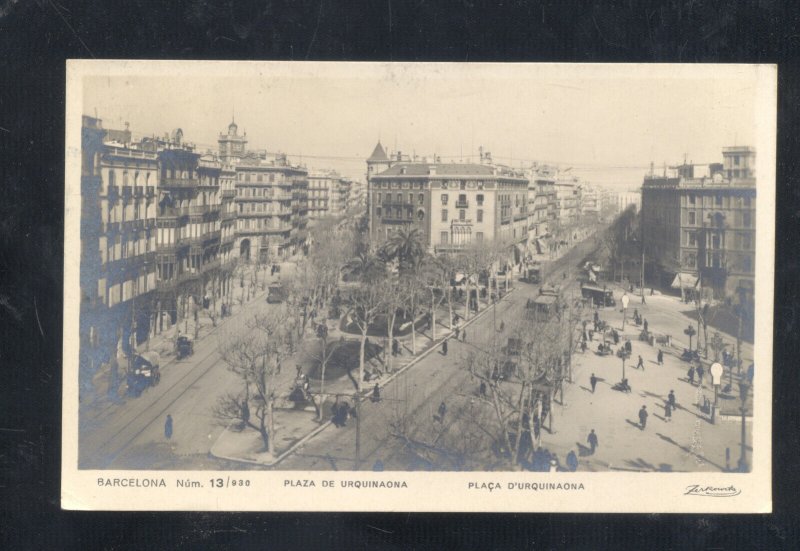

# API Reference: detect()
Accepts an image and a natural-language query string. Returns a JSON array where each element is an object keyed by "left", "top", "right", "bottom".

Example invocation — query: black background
[{"left": 1, "top": 0, "right": 799, "bottom": 548}]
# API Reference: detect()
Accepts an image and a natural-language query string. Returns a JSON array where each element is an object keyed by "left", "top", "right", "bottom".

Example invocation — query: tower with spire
[{"left": 218, "top": 115, "right": 248, "bottom": 164}]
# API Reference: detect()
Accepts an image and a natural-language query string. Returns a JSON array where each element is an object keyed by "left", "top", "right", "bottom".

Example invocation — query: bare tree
[
  {"left": 348, "top": 282, "right": 386, "bottom": 392},
  {"left": 217, "top": 307, "right": 298, "bottom": 455}
]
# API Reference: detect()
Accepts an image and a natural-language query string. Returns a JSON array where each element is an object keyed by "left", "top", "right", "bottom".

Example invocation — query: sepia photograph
[{"left": 62, "top": 61, "right": 775, "bottom": 512}]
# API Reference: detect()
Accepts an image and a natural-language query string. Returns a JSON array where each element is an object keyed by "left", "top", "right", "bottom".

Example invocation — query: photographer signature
[{"left": 684, "top": 485, "right": 741, "bottom": 497}]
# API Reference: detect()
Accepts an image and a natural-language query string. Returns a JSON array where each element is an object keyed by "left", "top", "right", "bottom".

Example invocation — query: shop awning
[{"left": 671, "top": 272, "right": 699, "bottom": 290}]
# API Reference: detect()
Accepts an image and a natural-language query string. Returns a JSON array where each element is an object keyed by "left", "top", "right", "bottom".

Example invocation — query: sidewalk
[{"left": 543, "top": 287, "right": 754, "bottom": 473}]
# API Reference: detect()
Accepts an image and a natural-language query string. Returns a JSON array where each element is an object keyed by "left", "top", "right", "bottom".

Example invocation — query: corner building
[
  {"left": 369, "top": 162, "right": 529, "bottom": 257},
  {"left": 641, "top": 146, "right": 756, "bottom": 301}
]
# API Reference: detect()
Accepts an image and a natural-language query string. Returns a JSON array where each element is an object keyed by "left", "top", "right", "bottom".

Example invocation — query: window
[
  {"left": 441, "top": 209, "right": 448, "bottom": 222},
  {"left": 744, "top": 196, "right": 751, "bottom": 207},
  {"left": 476, "top": 232, "right": 484, "bottom": 242},
  {"left": 687, "top": 231, "right": 697, "bottom": 246},
  {"left": 743, "top": 212, "right": 751, "bottom": 228},
  {"left": 397, "top": 193, "right": 402, "bottom": 203},
  {"left": 459, "top": 209, "right": 466, "bottom": 221},
  {"left": 742, "top": 233, "right": 752, "bottom": 250},
  {"left": 688, "top": 193, "right": 695, "bottom": 205},
  {"left": 715, "top": 194, "right": 722, "bottom": 206},
  {"left": 441, "top": 194, "right": 448, "bottom": 205},
  {"left": 742, "top": 255, "right": 752, "bottom": 273},
  {"left": 409, "top": 193, "right": 413, "bottom": 204},
  {"left": 687, "top": 253, "right": 697, "bottom": 268},
  {"left": 688, "top": 211, "right": 696, "bottom": 225},
  {"left": 418, "top": 193, "right": 424, "bottom": 205},
  {"left": 477, "top": 194, "right": 484, "bottom": 206},
  {"left": 440, "top": 231, "right": 449, "bottom": 244},
  {"left": 477, "top": 209, "right": 483, "bottom": 223},
  {"left": 377, "top": 192, "right": 382, "bottom": 203},
  {"left": 458, "top": 194, "right": 466, "bottom": 204},
  {"left": 734, "top": 155, "right": 740, "bottom": 166},
  {"left": 711, "top": 234, "right": 721, "bottom": 249}
]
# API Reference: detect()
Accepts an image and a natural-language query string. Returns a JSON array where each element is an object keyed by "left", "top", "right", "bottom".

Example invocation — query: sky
[{"left": 81, "top": 62, "right": 764, "bottom": 187}]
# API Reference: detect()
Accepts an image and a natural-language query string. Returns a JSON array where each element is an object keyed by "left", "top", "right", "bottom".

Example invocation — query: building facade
[
  {"left": 234, "top": 154, "right": 308, "bottom": 262},
  {"left": 369, "top": 162, "right": 529, "bottom": 256},
  {"left": 641, "top": 147, "right": 756, "bottom": 299}
]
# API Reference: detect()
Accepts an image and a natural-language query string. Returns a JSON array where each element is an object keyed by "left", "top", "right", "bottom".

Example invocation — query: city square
[{"left": 76, "top": 68, "right": 758, "bottom": 474}]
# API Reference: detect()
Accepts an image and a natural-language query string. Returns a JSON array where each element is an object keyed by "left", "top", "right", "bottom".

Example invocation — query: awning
[{"left": 671, "top": 273, "right": 699, "bottom": 290}]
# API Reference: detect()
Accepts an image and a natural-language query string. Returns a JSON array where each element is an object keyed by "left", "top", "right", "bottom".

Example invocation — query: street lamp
[
  {"left": 617, "top": 347, "right": 631, "bottom": 381},
  {"left": 684, "top": 325, "right": 696, "bottom": 352},
  {"left": 737, "top": 381, "right": 750, "bottom": 472}
]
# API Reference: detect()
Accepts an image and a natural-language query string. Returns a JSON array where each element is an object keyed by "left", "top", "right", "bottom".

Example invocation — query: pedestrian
[
  {"left": 639, "top": 405, "right": 649, "bottom": 430},
  {"left": 454, "top": 326, "right": 460, "bottom": 340},
  {"left": 499, "top": 320, "right": 505, "bottom": 332},
  {"left": 580, "top": 340, "right": 587, "bottom": 353},
  {"left": 566, "top": 450, "right": 579, "bottom": 472},
  {"left": 688, "top": 365, "right": 695, "bottom": 385},
  {"left": 438, "top": 401, "right": 447, "bottom": 421},
  {"left": 636, "top": 355, "right": 644, "bottom": 370},
  {"left": 657, "top": 349, "right": 664, "bottom": 365},
  {"left": 625, "top": 340, "right": 632, "bottom": 354},
  {"left": 668, "top": 390, "right": 676, "bottom": 410},
  {"left": 590, "top": 373, "right": 598, "bottom": 393},
  {"left": 392, "top": 338, "right": 400, "bottom": 357},
  {"left": 462, "top": 329, "right": 467, "bottom": 342},
  {"left": 593, "top": 311, "right": 599, "bottom": 325},
  {"left": 164, "top": 414, "right": 173, "bottom": 440},
  {"left": 587, "top": 429, "right": 598, "bottom": 454},
  {"left": 371, "top": 383, "right": 381, "bottom": 403},
  {"left": 479, "top": 381, "right": 487, "bottom": 398},
  {"left": 442, "top": 339, "right": 448, "bottom": 356},
  {"left": 696, "top": 364, "right": 705, "bottom": 385},
  {"left": 664, "top": 400, "right": 673, "bottom": 422},
  {"left": 331, "top": 402, "right": 341, "bottom": 427},
  {"left": 643, "top": 319, "right": 649, "bottom": 333}
]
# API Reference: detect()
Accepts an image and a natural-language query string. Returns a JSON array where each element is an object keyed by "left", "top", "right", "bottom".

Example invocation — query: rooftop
[
  {"left": 367, "top": 141, "right": 389, "bottom": 162},
  {"left": 374, "top": 162, "right": 526, "bottom": 178}
]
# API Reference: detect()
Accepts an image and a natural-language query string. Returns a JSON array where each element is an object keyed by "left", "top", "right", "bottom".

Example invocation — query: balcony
[
  {"left": 455, "top": 200, "right": 469, "bottom": 209},
  {"left": 221, "top": 189, "right": 236, "bottom": 199},
  {"left": 220, "top": 210, "right": 237, "bottom": 221},
  {"left": 161, "top": 177, "right": 200, "bottom": 189},
  {"left": 105, "top": 147, "right": 157, "bottom": 161}
]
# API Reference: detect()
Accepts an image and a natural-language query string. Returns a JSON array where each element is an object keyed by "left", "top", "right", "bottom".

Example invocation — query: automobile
[
  {"left": 266, "top": 283, "right": 288, "bottom": 304},
  {"left": 580, "top": 283, "right": 616, "bottom": 307},
  {"left": 126, "top": 352, "right": 161, "bottom": 397},
  {"left": 176, "top": 335, "right": 194, "bottom": 359}
]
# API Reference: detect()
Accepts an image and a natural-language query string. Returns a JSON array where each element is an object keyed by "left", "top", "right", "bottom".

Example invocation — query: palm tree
[
  {"left": 343, "top": 252, "right": 385, "bottom": 284},
  {"left": 382, "top": 228, "right": 426, "bottom": 274}
]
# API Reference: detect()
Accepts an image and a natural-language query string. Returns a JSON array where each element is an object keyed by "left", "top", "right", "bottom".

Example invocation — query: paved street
[{"left": 78, "top": 232, "right": 754, "bottom": 473}]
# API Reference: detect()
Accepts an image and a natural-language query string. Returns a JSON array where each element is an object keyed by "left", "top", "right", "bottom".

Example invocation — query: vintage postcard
[{"left": 62, "top": 61, "right": 775, "bottom": 512}]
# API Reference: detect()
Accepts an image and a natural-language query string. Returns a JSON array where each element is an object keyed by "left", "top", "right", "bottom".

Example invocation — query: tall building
[
  {"left": 218, "top": 119, "right": 247, "bottom": 163},
  {"left": 153, "top": 131, "right": 226, "bottom": 331},
  {"left": 80, "top": 116, "right": 160, "bottom": 394},
  {"left": 234, "top": 153, "right": 308, "bottom": 262},
  {"left": 641, "top": 147, "right": 756, "bottom": 299},
  {"left": 369, "top": 162, "right": 529, "bottom": 260}
]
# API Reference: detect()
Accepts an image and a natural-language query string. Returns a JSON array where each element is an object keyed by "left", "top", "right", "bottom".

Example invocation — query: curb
[{"left": 209, "top": 286, "right": 518, "bottom": 467}]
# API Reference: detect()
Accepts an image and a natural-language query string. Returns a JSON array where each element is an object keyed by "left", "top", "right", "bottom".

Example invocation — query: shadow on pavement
[{"left": 655, "top": 432, "right": 726, "bottom": 472}]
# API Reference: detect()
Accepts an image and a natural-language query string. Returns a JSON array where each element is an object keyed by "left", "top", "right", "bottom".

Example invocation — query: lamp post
[
  {"left": 684, "top": 325, "right": 696, "bottom": 353},
  {"left": 738, "top": 381, "right": 750, "bottom": 472},
  {"left": 617, "top": 347, "right": 631, "bottom": 381}
]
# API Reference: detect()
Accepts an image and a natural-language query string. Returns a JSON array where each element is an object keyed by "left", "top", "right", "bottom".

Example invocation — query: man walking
[
  {"left": 442, "top": 339, "right": 448, "bottom": 356},
  {"left": 657, "top": 349, "right": 664, "bottom": 366},
  {"left": 590, "top": 373, "right": 598, "bottom": 393},
  {"left": 587, "top": 429, "right": 598, "bottom": 454},
  {"left": 438, "top": 401, "right": 447, "bottom": 422},
  {"left": 668, "top": 390, "right": 676, "bottom": 411},
  {"left": 696, "top": 364, "right": 705, "bottom": 386},
  {"left": 462, "top": 329, "right": 467, "bottom": 342},
  {"left": 643, "top": 319, "right": 649, "bottom": 333},
  {"left": 664, "top": 400, "right": 673, "bottom": 422},
  {"left": 636, "top": 355, "right": 644, "bottom": 370},
  {"left": 638, "top": 405, "right": 649, "bottom": 430},
  {"left": 688, "top": 365, "right": 695, "bottom": 385},
  {"left": 164, "top": 414, "right": 173, "bottom": 440}
]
